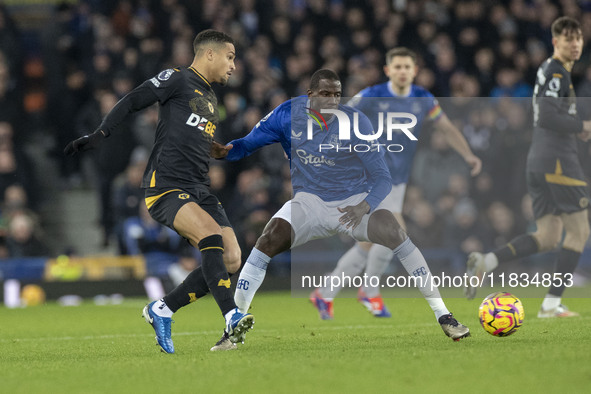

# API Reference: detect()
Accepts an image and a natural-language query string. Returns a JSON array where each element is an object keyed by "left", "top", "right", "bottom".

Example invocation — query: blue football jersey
[
  {"left": 226, "top": 96, "right": 392, "bottom": 211},
  {"left": 348, "top": 83, "right": 442, "bottom": 185}
]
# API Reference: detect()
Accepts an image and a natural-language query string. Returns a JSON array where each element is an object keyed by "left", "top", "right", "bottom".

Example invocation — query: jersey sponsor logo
[
  {"left": 150, "top": 77, "right": 160, "bottom": 87},
  {"left": 218, "top": 279, "right": 231, "bottom": 288},
  {"left": 296, "top": 149, "right": 335, "bottom": 167},
  {"left": 157, "top": 69, "right": 174, "bottom": 81},
  {"left": 186, "top": 113, "right": 216, "bottom": 138},
  {"left": 291, "top": 129, "right": 302, "bottom": 139},
  {"left": 178, "top": 193, "right": 189, "bottom": 200}
]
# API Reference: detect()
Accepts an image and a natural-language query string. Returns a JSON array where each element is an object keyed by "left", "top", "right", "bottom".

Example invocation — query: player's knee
[
  {"left": 534, "top": 230, "right": 562, "bottom": 251},
  {"left": 223, "top": 247, "right": 241, "bottom": 274},
  {"left": 564, "top": 220, "right": 590, "bottom": 251},
  {"left": 255, "top": 218, "right": 291, "bottom": 257},
  {"left": 367, "top": 209, "right": 407, "bottom": 249}
]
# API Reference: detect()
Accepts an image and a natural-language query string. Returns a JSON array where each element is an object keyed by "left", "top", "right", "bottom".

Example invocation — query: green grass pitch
[{"left": 1, "top": 290, "right": 590, "bottom": 393}]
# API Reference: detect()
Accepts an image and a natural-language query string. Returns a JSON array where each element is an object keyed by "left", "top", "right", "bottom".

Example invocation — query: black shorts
[
  {"left": 144, "top": 187, "right": 231, "bottom": 230},
  {"left": 526, "top": 171, "right": 590, "bottom": 219}
]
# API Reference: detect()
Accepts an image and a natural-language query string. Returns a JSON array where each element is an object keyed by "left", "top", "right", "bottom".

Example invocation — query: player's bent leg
[
  {"left": 464, "top": 215, "right": 559, "bottom": 300},
  {"left": 366, "top": 209, "right": 407, "bottom": 249},
  {"left": 235, "top": 218, "right": 292, "bottom": 313},
  {"left": 358, "top": 244, "right": 393, "bottom": 317},
  {"left": 366, "top": 210, "right": 468, "bottom": 339},
  {"left": 539, "top": 209, "right": 588, "bottom": 318},
  {"left": 214, "top": 214, "right": 293, "bottom": 350},
  {"left": 317, "top": 242, "right": 369, "bottom": 299},
  {"left": 359, "top": 212, "right": 405, "bottom": 316},
  {"left": 142, "top": 202, "right": 225, "bottom": 354},
  {"left": 174, "top": 203, "right": 254, "bottom": 343},
  {"left": 312, "top": 242, "right": 369, "bottom": 320},
  {"left": 561, "top": 209, "right": 590, "bottom": 252},
  {"left": 531, "top": 214, "right": 564, "bottom": 252},
  {"left": 221, "top": 226, "right": 241, "bottom": 274}
]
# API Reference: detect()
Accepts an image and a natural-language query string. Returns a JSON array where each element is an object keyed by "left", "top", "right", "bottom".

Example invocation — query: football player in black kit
[
  {"left": 65, "top": 30, "right": 254, "bottom": 353},
  {"left": 465, "top": 17, "right": 591, "bottom": 317}
]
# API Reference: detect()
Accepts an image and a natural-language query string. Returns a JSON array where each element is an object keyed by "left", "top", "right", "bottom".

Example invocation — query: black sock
[
  {"left": 493, "top": 234, "right": 539, "bottom": 264},
  {"left": 199, "top": 234, "right": 237, "bottom": 316},
  {"left": 548, "top": 248, "right": 581, "bottom": 297},
  {"left": 163, "top": 266, "right": 209, "bottom": 313}
]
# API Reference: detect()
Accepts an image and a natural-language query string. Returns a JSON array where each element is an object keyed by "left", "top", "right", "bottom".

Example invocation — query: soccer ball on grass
[{"left": 478, "top": 291, "right": 524, "bottom": 337}]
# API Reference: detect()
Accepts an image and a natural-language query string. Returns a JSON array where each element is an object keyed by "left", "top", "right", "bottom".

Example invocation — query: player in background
[
  {"left": 465, "top": 17, "right": 591, "bottom": 317},
  {"left": 211, "top": 69, "right": 470, "bottom": 350},
  {"left": 65, "top": 30, "right": 254, "bottom": 353},
  {"left": 310, "top": 47, "right": 481, "bottom": 319}
]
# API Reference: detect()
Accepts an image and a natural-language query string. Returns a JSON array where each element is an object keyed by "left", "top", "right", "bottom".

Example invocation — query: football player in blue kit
[
  {"left": 310, "top": 48, "right": 481, "bottom": 319},
  {"left": 210, "top": 68, "right": 471, "bottom": 350}
]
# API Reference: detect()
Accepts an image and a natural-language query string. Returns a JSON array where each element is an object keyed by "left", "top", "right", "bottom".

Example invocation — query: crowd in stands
[{"left": 0, "top": 1, "right": 590, "bottom": 274}]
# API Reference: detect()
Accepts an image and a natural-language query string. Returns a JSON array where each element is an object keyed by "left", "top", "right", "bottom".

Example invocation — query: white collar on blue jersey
[{"left": 387, "top": 82, "right": 413, "bottom": 98}]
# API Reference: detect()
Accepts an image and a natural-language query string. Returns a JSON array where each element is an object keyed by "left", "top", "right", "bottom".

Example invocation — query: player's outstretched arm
[
  {"left": 435, "top": 114, "right": 482, "bottom": 176},
  {"left": 226, "top": 105, "right": 287, "bottom": 161},
  {"left": 64, "top": 83, "right": 159, "bottom": 156}
]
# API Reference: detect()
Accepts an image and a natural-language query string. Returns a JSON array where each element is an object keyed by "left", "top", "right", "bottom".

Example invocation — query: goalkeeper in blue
[{"left": 210, "top": 69, "right": 470, "bottom": 350}]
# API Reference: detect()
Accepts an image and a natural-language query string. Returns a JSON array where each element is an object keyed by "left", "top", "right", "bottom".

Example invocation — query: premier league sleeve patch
[{"left": 158, "top": 69, "right": 175, "bottom": 81}]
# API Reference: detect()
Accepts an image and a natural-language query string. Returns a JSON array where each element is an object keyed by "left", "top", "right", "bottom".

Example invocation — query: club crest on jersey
[
  {"left": 158, "top": 69, "right": 174, "bottom": 81},
  {"left": 208, "top": 102, "right": 214, "bottom": 113}
]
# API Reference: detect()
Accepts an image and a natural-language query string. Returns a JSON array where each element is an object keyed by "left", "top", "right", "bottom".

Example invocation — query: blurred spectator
[
  {"left": 483, "top": 201, "right": 519, "bottom": 250},
  {"left": 6, "top": 211, "right": 50, "bottom": 257},
  {"left": 444, "top": 198, "right": 485, "bottom": 255},
  {"left": 0, "top": 122, "right": 35, "bottom": 205},
  {"left": 405, "top": 199, "right": 443, "bottom": 248},
  {"left": 411, "top": 130, "right": 469, "bottom": 203},
  {"left": 490, "top": 67, "right": 532, "bottom": 98}
]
